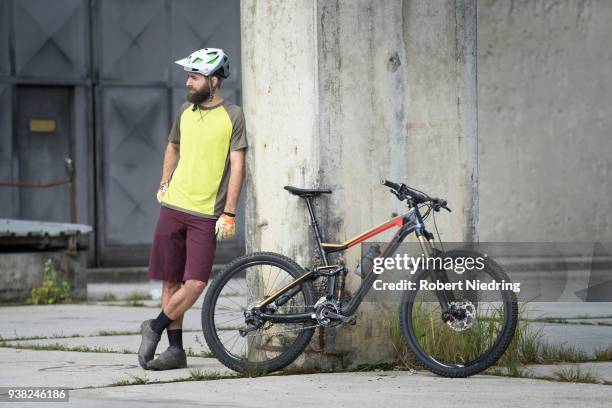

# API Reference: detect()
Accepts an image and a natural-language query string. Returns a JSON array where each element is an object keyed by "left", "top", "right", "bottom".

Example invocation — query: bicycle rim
[{"left": 204, "top": 255, "right": 316, "bottom": 372}]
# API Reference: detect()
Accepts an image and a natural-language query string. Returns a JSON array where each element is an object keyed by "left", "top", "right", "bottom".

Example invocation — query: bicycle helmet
[{"left": 175, "top": 48, "right": 230, "bottom": 79}]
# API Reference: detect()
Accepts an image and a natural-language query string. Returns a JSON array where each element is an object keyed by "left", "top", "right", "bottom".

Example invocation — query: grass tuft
[{"left": 553, "top": 366, "right": 602, "bottom": 384}]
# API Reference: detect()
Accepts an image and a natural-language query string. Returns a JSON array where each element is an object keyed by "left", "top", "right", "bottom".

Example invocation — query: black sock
[
  {"left": 167, "top": 329, "right": 183, "bottom": 350},
  {"left": 151, "top": 311, "right": 173, "bottom": 335}
]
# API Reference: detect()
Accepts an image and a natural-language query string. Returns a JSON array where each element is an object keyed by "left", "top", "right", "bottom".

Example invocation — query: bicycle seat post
[{"left": 304, "top": 197, "right": 329, "bottom": 265}]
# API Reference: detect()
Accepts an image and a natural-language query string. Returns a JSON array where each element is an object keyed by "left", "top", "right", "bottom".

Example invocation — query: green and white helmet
[{"left": 175, "top": 48, "right": 230, "bottom": 78}]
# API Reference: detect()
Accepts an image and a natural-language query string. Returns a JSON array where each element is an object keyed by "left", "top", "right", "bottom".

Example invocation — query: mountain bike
[{"left": 202, "top": 179, "right": 518, "bottom": 377}]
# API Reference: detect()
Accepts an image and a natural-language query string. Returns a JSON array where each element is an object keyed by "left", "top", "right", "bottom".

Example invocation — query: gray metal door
[
  {"left": 15, "top": 86, "right": 73, "bottom": 222},
  {"left": 98, "top": 87, "right": 169, "bottom": 265},
  {"left": 95, "top": 0, "right": 243, "bottom": 266}
]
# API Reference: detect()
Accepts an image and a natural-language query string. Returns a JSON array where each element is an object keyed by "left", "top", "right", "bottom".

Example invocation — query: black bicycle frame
[{"left": 256, "top": 198, "right": 454, "bottom": 324}]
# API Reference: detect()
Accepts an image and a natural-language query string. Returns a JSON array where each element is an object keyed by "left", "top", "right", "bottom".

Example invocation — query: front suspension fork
[{"left": 416, "top": 232, "right": 456, "bottom": 313}]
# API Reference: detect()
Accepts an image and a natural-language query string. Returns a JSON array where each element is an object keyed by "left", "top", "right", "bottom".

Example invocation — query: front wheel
[
  {"left": 202, "top": 252, "right": 316, "bottom": 375},
  {"left": 399, "top": 249, "right": 518, "bottom": 377}
]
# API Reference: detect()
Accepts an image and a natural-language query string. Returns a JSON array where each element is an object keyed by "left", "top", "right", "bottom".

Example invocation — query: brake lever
[{"left": 443, "top": 206, "right": 451, "bottom": 213}]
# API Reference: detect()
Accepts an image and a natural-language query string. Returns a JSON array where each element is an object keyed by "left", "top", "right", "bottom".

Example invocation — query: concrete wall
[
  {"left": 0, "top": 251, "right": 88, "bottom": 302},
  {"left": 478, "top": 0, "right": 612, "bottom": 242},
  {"left": 242, "top": 0, "right": 477, "bottom": 368}
]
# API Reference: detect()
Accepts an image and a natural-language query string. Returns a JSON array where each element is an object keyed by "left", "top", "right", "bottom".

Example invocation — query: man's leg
[
  {"left": 145, "top": 280, "right": 206, "bottom": 370},
  {"left": 162, "top": 281, "right": 183, "bottom": 350},
  {"left": 152, "top": 280, "right": 207, "bottom": 328},
  {"left": 139, "top": 206, "right": 187, "bottom": 369},
  {"left": 147, "top": 215, "right": 215, "bottom": 370},
  {"left": 164, "top": 279, "right": 207, "bottom": 319}
]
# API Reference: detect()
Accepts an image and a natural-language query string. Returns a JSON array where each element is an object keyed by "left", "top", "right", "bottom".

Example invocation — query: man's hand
[
  {"left": 156, "top": 183, "right": 168, "bottom": 203},
  {"left": 215, "top": 213, "right": 236, "bottom": 240}
]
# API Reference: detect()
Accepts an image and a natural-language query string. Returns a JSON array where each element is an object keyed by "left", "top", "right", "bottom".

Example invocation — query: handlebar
[
  {"left": 381, "top": 179, "right": 451, "bottom": 212},
  {"left": 381, "top": 179, "right": 401, "bottom": 191}
]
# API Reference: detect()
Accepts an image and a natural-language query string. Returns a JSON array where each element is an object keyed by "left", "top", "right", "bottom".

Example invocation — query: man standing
[{"left": 138, "top": 48, "right": 247, "bottom": 370}]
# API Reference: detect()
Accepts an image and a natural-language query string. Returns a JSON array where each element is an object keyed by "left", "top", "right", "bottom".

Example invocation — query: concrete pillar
[{"left": 241, "top": 0, "right": 478, "bottom": 368}]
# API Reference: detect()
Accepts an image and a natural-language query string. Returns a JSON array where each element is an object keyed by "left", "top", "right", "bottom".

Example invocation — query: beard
[{"left": 186, "top": 84, "right": 211, "bottom": 104}]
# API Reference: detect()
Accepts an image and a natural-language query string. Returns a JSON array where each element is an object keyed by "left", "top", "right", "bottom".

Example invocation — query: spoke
[
  {"left": 213, "top": 310, "right": 244, "bottom": 316},
  {"left": 233, "top": 277, "right": 254, "bottom": 300},
  {"left": 275, "top": 273, "right": 291, "bottom": 290},
  {"left": 268, "top": 268, "right": 283, "bottom": 293},
  {"left": 225, "top": 332, "right": 241, "bottom": 354},
  {"left": 264, "top": 264, "right": 272, "bottom": 295},
  {"left": 215, "top": 305, "right": 241, "bottom": 312},
  {"left": 220, "top": 295, "right": 246, "bottom": 311},
  {"left": 214, "top": 315, "right": 245, "bottom": 325}
]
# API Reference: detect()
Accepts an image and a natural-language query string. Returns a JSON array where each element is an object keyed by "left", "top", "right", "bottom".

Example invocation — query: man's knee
[{"left": 184, "top": 279, "right": 207, "bottom": 294}]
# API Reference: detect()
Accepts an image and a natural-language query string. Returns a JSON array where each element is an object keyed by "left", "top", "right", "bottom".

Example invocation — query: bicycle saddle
[{"left": 284, "top": 186, "right": 332, "bottom": 197}]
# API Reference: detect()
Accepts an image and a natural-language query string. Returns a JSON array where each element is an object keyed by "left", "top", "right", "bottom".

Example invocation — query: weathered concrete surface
[
  {"left": 0, "top": 348, "right": 231, "bottom": 389},
  {"left": 525, "top": 362, "right": 612, "bottom": 383},
  {"left": 0, "top": 302, "right": 611, "bottom": 406},
  {"left": 87, "top": 281, "right": 162, "bottom": 301},
  {"left": 0, "top": 305, "right": 202, "bottom": 339},
  {"left": 478, "top": 0, "right": 612, "bottom": 241},
  {"left": 524, "top": 302, "right": 612, "bottom": 319},
  {"left": 2, "top": 332, "right": 211, "bottom": 355},
  {"left": 0, "top": 251, "right": 88, "bottom": 301},
  {"left": 241, "top": 0, "right": 478, "bottom": 368},
  {"left": 240, "top": 0, "right": 321, "bottom": 267},
  {"left": 529, "top": 322, "right": 612, "bottom": 355},
  {"left": 68, "top": 371, "right": 612, "bottom": 408},
  {"left": 569, "top": 319, "right": 612, "bottom": 325}
]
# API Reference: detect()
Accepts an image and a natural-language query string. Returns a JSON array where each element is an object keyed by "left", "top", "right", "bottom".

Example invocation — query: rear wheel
[
  {"left": 202, "top": 252, "right": 316, "bottom": 375},
  {"left": 399, "top": 249, "right": 518, "bottom": 377}
]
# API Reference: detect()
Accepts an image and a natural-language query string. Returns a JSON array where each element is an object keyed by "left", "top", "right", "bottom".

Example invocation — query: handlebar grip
[{"left": 381, "top": 179, "right": 401, "bottom": 191}]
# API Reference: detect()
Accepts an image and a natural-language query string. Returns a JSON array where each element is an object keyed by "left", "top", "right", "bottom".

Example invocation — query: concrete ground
[
  {"left": 0, "top": 281, "right": 610, "bottom": 407},
  {"left": 68, "top": 371, "right": 611, "bottom": 408}
]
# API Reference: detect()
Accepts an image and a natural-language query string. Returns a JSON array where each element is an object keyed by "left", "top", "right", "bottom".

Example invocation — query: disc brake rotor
[{"left": 446, "top": 301, "right": 476, "bottom": 332}]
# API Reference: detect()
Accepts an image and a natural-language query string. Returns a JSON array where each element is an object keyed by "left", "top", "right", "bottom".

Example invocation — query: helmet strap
[{"left": 208, "top": 76, "right": 217, "bottom": 102}]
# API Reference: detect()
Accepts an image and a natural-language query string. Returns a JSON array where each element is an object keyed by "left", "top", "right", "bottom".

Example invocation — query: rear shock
[{"left": 335, "top": 266, "right": 348, "bottom": 301}]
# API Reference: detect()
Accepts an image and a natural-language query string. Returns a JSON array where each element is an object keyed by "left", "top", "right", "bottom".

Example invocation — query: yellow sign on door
[{"left": 29, "top": 119, "right": 56, "bottom": 133}]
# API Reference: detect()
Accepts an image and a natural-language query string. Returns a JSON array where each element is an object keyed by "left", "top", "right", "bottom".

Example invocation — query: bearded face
[{"left": 186, "top": 73, "right": 217, "bottom": 104}]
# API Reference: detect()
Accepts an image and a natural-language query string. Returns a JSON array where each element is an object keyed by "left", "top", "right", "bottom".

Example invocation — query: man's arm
[
  {"left": 223, "top": 149, "right": 246, "bottom": 213},
  {"left": 160, "top": 143, "right": 180, "bottom": 186}
]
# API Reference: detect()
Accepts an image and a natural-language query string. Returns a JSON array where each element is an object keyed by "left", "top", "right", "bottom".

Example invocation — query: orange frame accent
[{"left": 321, "top": 215, "right": 405, "bottom": 250}]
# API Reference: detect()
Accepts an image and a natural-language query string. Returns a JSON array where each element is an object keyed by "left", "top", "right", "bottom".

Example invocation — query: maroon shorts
[{"left": 148, "top": 206, "right": 216, "bottom": 283}]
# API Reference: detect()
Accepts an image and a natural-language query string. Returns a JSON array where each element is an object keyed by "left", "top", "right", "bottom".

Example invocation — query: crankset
[{"left": 314, "top": 297, "right": 356, "bottom": 327}]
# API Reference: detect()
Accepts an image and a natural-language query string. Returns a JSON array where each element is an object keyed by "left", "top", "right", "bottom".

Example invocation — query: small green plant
[
  {"left": 188, "top": 368, "right": 207, "bottom": 380},
  {"left": 554, "top": 365, "right": 602, "bottom": 384},
  {"left": 129, "top": 374, "right": 149, "bottom": 385},
  {"left": 123, "top": 300, "right": 145, "bottom": 307},
  {"left": 388, "top": 311, "right": 420, "bottom": 369},
  {"left": 594, "top": 345, "right": 612, "bottom": 361},
  {"left": 387, "top": 301, "right": 610, "bottom": 376},
  {"left": 101, "top": 293, "right": 117, "bottom": 302},
  {"left": 125, "top": 292, "right": 152, "bottom": 301},
  {"left": 29, "top": 259, "right": 71, "bottom": 305}
]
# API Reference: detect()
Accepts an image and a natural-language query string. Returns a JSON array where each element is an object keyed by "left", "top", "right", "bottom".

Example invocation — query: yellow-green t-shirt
[{"left": 161, "top": 100, "right": 247, "bottom": 219}]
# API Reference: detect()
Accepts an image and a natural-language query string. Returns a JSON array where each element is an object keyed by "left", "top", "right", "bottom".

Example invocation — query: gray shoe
[
  {"left": 138, "top": 319, "right": 161, "bottom": 369},
  {"left": 146, "top": 346, "right": 187, "bottom": 370}
]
